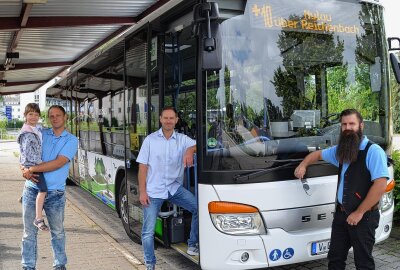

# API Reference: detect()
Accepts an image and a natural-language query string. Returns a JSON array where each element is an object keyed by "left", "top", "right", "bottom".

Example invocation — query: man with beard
[{"left": 294, "top": 109, "right": 388, "bottom": 270}]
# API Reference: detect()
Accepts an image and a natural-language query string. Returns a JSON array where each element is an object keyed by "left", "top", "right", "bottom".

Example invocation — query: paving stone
[{"left": 2, "top": 141, "right": 400, "bottom": 270}]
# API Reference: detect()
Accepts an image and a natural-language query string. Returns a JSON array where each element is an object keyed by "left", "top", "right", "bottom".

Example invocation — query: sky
[{"left": 381, "top": 0, "right": 400, "bottom": 38}]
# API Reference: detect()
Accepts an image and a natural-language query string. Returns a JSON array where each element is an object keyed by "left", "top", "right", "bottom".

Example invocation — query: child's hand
[{"left": 22, "top": 168, "right": 39, "bottom": 183}]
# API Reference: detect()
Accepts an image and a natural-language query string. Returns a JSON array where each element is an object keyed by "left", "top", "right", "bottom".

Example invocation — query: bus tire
[
  {"left": 119, "top": 177, "right": 137, "bottom": 242},
  {"left": 66, "top": 177, "right": 76, "bottom": 186}
]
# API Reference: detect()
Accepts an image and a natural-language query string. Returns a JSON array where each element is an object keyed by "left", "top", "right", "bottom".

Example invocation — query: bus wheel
[{"left": 119, "top": 177, "right": 137, "bottom": 242}]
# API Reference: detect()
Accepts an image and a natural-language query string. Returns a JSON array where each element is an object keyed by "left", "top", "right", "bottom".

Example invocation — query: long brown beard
[{"left": 336, "top": 129, "right": 363, "bottom": 164}]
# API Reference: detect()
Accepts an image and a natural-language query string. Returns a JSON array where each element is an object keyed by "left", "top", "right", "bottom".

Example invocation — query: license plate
[{"left": 311, "top": 240, "right": 330, "bottom": 255}]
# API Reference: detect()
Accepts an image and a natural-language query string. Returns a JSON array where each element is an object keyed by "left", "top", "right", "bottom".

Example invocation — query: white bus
[{"left": 50, "top": 0, "right": 397, "bottom": 269}]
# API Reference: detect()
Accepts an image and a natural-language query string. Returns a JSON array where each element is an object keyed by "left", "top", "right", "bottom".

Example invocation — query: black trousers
[{"left": 328, "top": 208, "right": 380, "bottom": 270}]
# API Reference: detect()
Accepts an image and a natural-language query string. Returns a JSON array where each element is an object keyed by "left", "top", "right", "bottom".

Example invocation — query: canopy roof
[{"left": 0, "top": 0, "right": 169, "bottom": 95}]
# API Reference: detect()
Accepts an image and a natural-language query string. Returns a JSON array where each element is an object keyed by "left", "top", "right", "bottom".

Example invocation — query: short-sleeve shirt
[
  {"left": 137, "top": 128, "right": 196, "bottom": 199},
  {"left": 25, "top": 128, "right": 78, "bottom": 191},
  {"left": 321, "top": 136, "right": 389, "bottom": 203}
]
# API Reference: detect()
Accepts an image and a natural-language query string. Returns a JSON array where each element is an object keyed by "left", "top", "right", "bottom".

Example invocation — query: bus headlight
[
  {"left": 380, "top": 191, "right": 394, "bottom": 212},
  {"left": 380, "top": 180, "right": 395, "bottom": 212},
  {"left": 208, "top": 201, "right": 266, "bottom": 235}
]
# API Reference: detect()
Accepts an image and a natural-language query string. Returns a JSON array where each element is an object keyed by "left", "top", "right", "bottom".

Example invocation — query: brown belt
[
  {"left": 337, "top": 204, "right": 346, "bottom": 212},
  {"left": 336, "top": 204, "right": 378, "bottom": 212}
]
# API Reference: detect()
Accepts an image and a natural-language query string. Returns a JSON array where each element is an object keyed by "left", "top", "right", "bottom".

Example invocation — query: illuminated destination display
[{"left": 250, "top": 1, "right": 360, "bottom": 34}]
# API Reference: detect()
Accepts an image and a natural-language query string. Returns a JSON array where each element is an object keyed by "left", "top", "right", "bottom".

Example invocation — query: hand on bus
[
  {"left": 140, "top": 192, "right": 151, "bottom": 206},
  {"left": 294, "top": 165, "right": 306, "bottom": 179},
  {"left": 183, "top": 151, "right": 194, "bottom": 168}
]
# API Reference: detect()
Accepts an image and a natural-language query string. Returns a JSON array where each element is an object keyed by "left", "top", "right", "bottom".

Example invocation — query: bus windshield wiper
[
  {"left": 265, "top": 159, "right": 304, "bottom": 163},
  {"left": 233, "top": 161, "right": 301, "bottom": 182}
]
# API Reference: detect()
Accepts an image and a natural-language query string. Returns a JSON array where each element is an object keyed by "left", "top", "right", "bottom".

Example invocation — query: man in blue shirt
[
  {"left": 294, "top": 109, "right": 388, "bottom": 270},
  {"left": 137, "top": 107, "right": 197, "bottom": 270},
  {"left": 22, "top": 105, "right": 78, "bottom": 270}
]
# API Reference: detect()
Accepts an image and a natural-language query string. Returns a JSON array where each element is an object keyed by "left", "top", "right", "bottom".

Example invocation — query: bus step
[{"left": 170, "top": 242, "right": 199, "bottom": 264}]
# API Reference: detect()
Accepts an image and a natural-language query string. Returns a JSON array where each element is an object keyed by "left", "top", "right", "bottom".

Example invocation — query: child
[{"left": 17, "top": 103, "right": 49, "bottom": 232}]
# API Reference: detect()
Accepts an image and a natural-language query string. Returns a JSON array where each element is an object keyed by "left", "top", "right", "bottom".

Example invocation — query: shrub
[
  {"left": 6, "top": 119, "right": 23, "bottom": 129},
  {"left": 391, "top": 150, "right": 400, "bottom": 221},
  {"left": 0, "top": 119, "right": 7, "bottom": 130},
  {"left": 111, "top": 117, "right": 119, "bottom": 127}
]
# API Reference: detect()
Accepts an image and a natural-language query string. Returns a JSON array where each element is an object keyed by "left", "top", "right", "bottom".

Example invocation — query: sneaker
[
  {"left": 187, "top": 245, "right": 199, "bottom": 256},
  {"left": 53, "top": 266, "right": 66, "bottom": 270},
  {"left": 146, "top": 264, "right": 155, "bottom": 270}
]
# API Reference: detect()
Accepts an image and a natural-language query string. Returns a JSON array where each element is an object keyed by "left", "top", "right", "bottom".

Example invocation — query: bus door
[
  {"left": 123, "top": 29, "right": 150, "bottom": 239},
  {"left": 123, "top": 6, "right": 200, "bottom": 254},
  {"left": 156, "top": 14, "right": 199, "bottom": 258},
  {"left": 163, "top": 28, "right": 197, "bottom": 138}
]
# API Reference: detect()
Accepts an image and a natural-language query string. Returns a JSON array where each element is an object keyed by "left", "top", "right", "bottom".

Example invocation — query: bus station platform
[
  {"left": 1, "top": 139, "right": 400, "bottom": 270},
  {"left": 0, "top": 142, "right": 145, "bottom": 270}
]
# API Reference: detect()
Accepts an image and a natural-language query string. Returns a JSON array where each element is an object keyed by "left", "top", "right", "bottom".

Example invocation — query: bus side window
[{"left": 176, "top": 111, "right": 189, "bottom": 135}]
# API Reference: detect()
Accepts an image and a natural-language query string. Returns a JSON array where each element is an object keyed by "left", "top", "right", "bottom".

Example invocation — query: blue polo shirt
[
  {"left": 321, "top": 136, "right": 389, "bottom": 204},
  {"left": 26, "top": 128, "right": 78, "bottom": 191},
  {"left": 137, "top": 128, "right": 196, "bottom": 199}
]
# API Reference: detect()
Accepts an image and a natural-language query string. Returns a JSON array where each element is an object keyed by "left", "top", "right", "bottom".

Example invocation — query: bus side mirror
[
  {"left": 193, "top": 2, "right": 222, "bottom": 71},
  {"left": 388, "top": 38, "right": 400, "bottom": 83},
  {"left": 390, "top": 53, "right": 400, "bottom": 83}
]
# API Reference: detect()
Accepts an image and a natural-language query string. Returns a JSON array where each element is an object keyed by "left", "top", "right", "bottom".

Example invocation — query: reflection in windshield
[{"left": 204, "top": 0, "right": 389, "bottom": 171}]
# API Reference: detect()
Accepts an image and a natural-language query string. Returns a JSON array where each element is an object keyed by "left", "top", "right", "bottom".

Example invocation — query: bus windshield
[{"left": 203, "top": 0, "right": 389, "bottom": 172}]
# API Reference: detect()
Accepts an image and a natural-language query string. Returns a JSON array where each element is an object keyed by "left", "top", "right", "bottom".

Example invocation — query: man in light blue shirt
[
  {"left": 22, "top": 105, "right": 78, "bottom": 270},
  {"left": 321, "top": 137, "right": 388, "bottom": 206},
  {"left": 294, "top": 109, "right": 388, "bottom": 269},
  {"left": 137, "top": 107, "right": 197, "bottom": 270}
]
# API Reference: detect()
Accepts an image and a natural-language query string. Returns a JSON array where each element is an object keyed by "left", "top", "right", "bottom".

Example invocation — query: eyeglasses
[{"left": 301, "top": 178, "right": 312, "bottom": 196}]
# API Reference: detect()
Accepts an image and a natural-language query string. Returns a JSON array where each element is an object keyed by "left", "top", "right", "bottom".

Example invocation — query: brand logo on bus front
[{"left": 301, "top": 213, "right": 328, "bottom": 223}]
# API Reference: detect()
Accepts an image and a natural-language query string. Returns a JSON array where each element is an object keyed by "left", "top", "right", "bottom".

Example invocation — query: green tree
[
  {"left": 0, "top": 119, "right": 7, "bottom": 130},
  {"left": 391, "top": 62, "right": 400, "bottom": 133},
  {"left": 7, "top": 119, "right": 23, "bottom": 128},
  {"left": 111, "top": 117, "right": 119, "bottom": 127},
  {"left": 272, "top": 14, "right": 344, "bottom": 119},
  {"left": 102, "top": 117, "right": 110, "bottom": 128},
  {"left": 40, "top": 110, "right": 49, "bottom": 127},
  {"left": 390, "top": 150, "right": 400, "bottom": 221}
]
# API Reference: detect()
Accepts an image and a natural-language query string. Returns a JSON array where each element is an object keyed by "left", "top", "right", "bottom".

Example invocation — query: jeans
[
  {"left": 142, "top": 186, "right": 198, "bottom": 266},
  {"left": 22, "top": 186, "right": 67, "bottom": 269},
  {"left": 328, "top": 209, "right": 380, "bottom": 270}
]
